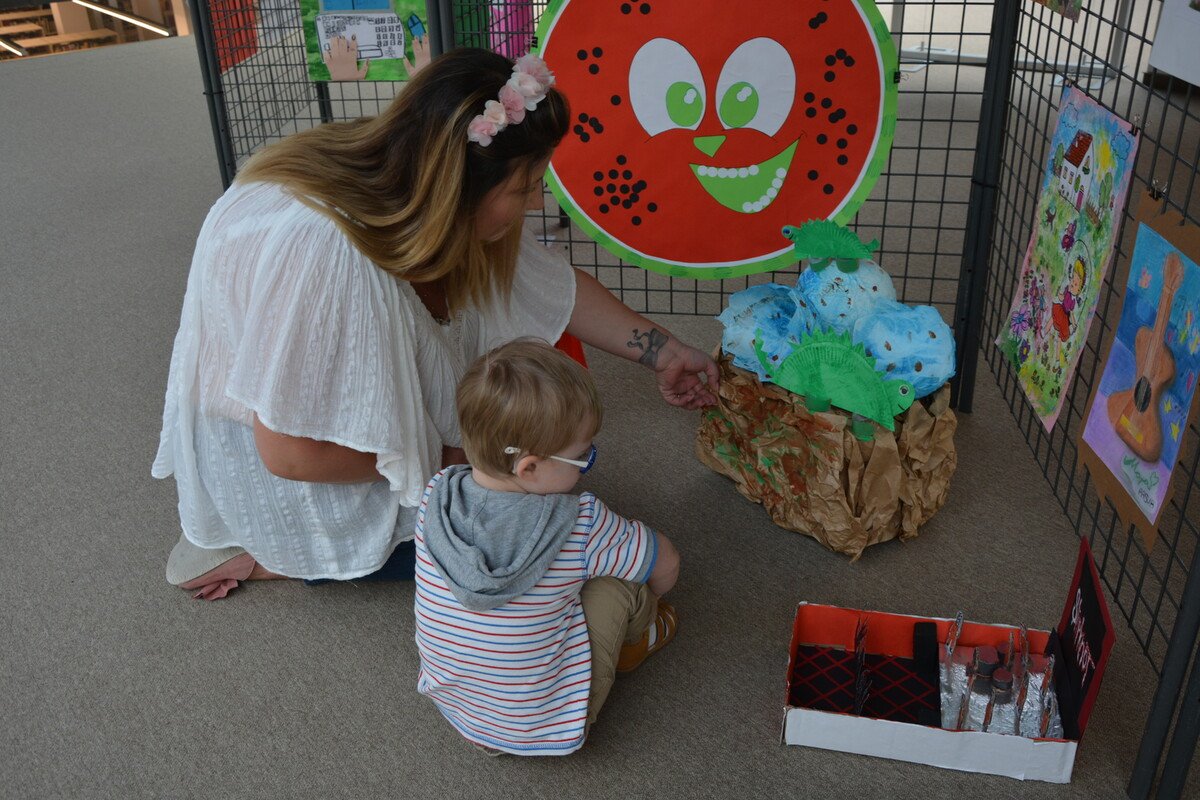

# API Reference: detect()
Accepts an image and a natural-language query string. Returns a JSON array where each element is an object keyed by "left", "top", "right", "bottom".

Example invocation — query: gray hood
[{"left": 421, "top": 465, "right": 581, "bottom": 611}]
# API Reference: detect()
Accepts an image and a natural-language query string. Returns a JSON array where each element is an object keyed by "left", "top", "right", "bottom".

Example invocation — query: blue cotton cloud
[
  {"left": 852, "top": 300, "right": 956, "bottom": 398},
  {"left": 797, "top": 260, "right": 897, "bottom": 333},
  {"left": 717, "top": 284, "right": 797, "bottom": 379}
]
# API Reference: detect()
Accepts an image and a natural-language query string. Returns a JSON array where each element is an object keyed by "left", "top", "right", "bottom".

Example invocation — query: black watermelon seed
[
  {"left": 599, "top": 204, "right": 609, "bottom": 213},
  {"left": 593, "top": 171, "right": 603, "bottom": 181},
  {"left": 807, "top": 169, "right": 819, "bottom": 180},
  {"left": 588, "top": 64, "right": 599, "bottom": 75},
  {"left": 622, "top": 199, "right": 633, "bottom": 209},
  {"left": 610, "top": 195, "right": 620, "bottom": 204},
  {"left": 620, "top": 2, "right": 631, "bottom": 12},
  {"left": 825, "top": 55, "right": 836, "bottom": 66},
  {"left": 622, "top": 169, "right": 633, "bottom": 179},
  {"left": 606, "top": 182, "right": 616, "bottom": 191},
  {"left": 647, "top": 202, "right": 658, "bottom": 212},
  {"left": 824, "top": 71, "right": 836, "bottom": 82},
  {"left": 616, "top": 154, "right": 627, "bottom": 165},
  {"left": 821, "top": 97, "right": 832, "bottom": 108},
  {"left": 611, "top": 95, "right": 622, "bottom": 105},
  {"left": 837, "top": 155, "right": 848, "bottom": 165},
  {"left": 805, "top": 108, "right": 816, "bottom": 118},
  {"left": 630, "top": 193, "right": 640, "bottom": 202},
  {"left": 844, "top": 56, "right": 855, "bottom": 67},
  {"left": 578, "top": 113, "right": 589, "bottom": 122},
  {"left": 817, "top": 133, "right": 828, "bottom": 144},
  {"left": 848, "top": 124, "right": 858, "bottom": 134},
  {"left": 576, "top": 50, "right": 587, "bottom": 60},
  {"left": 592, "top": 47, "right": 602, "bottom": 57},
  {"left": 633, "top": 180, "right": 646, "bottom": 191},
  {"left": 823, "top": 184, "right": 834, "bottom": 194},
  {"left": 632, "top": 216, "right": 642, "bottom": 225},
  {"left": 837, "top": 138, "right": 848, "bottom": 148},
  {"left": 580, "top": 133, "right": 590, "bottom": 142},
  {"left": 572, "top": 125, "right": 584, "bottom": 135},
  {"left": 836, "top": 48, "right": 846, "bottom": 58},
  {"left": 639, "top": 2, "right": 650, "bottom": 13},
  {"left": 804, "top": 91, "right": 815, "bottom": 102},
  {"left": 589, "top": 119, "right": 603, "bottom": 132},
  {"left": 594, "top": 187, "right": 604, "bottom": 196},
  {"left": 608, "top": 170, "right": 618, "bottom": 179},
  {"left": 620, "top": 184, "right": 630, "bottom": 193}
]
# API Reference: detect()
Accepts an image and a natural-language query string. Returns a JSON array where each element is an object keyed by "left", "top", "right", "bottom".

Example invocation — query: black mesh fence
[{"left": 981, "top": 0, "right": 1200, "bottom": 678}]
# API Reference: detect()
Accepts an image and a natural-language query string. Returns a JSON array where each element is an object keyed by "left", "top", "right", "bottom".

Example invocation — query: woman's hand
[
  {"left": 567, "top": 269, "right": 720, "bottom": 408},
  {"left": 653, "top": 338, "right": 719, "bottom": 409}
]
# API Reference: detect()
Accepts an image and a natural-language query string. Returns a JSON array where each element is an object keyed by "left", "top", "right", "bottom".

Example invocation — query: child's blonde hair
[{"left": 457, "top": 339, "right": 603, "bottom": 477}]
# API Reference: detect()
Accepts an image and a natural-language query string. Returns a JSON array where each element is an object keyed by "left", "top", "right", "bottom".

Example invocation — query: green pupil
[
  {"left": 720, "top": 81, "right": 759, "bottom": 128},
  {"left": 665, "top": 81, "right": 703, "bottom": 127}
]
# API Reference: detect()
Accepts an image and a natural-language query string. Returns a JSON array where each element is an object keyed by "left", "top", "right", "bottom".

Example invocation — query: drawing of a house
[{"left": 1057, "top": 130, "right": 1094, "bottom": 211}]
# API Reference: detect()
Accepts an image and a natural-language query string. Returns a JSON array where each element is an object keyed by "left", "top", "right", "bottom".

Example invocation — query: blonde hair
[
  {"left": 457, "top": 339, "right": 603, "bottom": 477},
  {"left": 236, "top": 49, "right": 569, "bottom": 313}
]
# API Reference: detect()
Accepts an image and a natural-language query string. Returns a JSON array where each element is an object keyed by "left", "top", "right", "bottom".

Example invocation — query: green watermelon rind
[{"left": 535, "top": 0, "right": 899, "bottom": 281}]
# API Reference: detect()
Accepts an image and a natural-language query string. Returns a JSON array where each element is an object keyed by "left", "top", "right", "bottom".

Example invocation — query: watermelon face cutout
[{"left": 537, "top": 0, "right": 897, "bottom": 279}]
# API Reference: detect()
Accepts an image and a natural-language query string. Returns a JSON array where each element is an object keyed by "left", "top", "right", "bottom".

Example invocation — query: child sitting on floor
[{"left": 414, "top": 339, "right": 680, "bottom": 755}]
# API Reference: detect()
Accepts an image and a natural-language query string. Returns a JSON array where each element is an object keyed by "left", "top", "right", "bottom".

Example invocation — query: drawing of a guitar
[{"left": 1107, "top": 252, "right": 1184, "bottom": 462}]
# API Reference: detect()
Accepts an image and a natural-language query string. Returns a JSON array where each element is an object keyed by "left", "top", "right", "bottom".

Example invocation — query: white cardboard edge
[{"left": 783, "top": 707, "right": 1077, "bottom": 783}]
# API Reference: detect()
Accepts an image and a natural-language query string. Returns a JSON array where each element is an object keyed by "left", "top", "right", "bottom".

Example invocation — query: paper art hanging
[
  {"left": 1080, "top": 194, "right": 1200, "bottom": 546},
  {"left": 1031, "top": 0, "right": 1084, "bottom": 22},
  {"left": 1149, "top": 0, "right": 1200, "bottom": 87},
  {"left": 301, "top": 0, "right": 432, "bottom": 81},
  {"left": 996, "top": 87, "right": 1139, "bottom": 431},
  {"left": 536, "top": 0, "right": 898, "bottom": 278}
]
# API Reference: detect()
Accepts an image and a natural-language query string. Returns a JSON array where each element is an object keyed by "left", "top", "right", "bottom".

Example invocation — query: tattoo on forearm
[{"left": 628, "top": 327, "right": 668, "bottom": 367}]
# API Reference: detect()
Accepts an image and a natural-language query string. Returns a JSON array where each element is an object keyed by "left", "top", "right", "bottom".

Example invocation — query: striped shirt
[{"left": 414, "top": 475, "right": 657, "bottom": 755}]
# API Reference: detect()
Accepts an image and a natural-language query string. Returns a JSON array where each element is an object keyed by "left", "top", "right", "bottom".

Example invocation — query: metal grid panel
[
  {"left": 981, "top": 0, "right": 1200, "bottom": 673},
  {"left": 457, "top": 1, "right": 993, "bottom": 320},
  {"left": 197, "top": 0, "right": 996, "bottom": 319}
]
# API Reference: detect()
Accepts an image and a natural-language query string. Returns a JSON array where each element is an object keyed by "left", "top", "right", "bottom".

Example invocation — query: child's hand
[
  {"left": 404, "top": 36, "right": 431, "bottom": 77},
  {"left": 323, "top": 36, "right": 369, "bottom": 81},
  {"left": 647, "top": 532, "right": 679, "bottom": 597}
]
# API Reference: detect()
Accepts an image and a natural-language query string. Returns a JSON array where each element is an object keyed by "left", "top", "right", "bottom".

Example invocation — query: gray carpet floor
[{"left": 2, "top": 35, "right": 1191, "bottom": 800}]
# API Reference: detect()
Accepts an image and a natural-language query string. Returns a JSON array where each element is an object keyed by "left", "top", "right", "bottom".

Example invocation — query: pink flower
[
  {"left": 514, "top": 53, "right": 555, "bottom": 89},
  {"left": 507, "top": 72, "right": 546, "bottom": 110},
  {"left": 482, "top": 99, "right": 508, "bottom": 127},
  {"left": 498, "top": 84, "right": 526, "bottom": 124},
  {"left": 467, "top": 115, "right": 498, "bottom": 146}
]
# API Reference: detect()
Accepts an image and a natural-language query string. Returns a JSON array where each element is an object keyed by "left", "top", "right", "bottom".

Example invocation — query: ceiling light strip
[{"left": 71, "top": 0, "right": 171, "bottom": 37}]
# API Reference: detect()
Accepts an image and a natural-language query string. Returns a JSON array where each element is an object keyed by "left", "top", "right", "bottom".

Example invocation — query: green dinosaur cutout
[
  {"left": 754, "top": 329, "right": 914, "bottom": 433},
  {"left": 781, "top": 220, "right": 880, "bottom": 273}
]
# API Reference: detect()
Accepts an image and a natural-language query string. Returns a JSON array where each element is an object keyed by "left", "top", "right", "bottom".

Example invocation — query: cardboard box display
[
  {"left": 783, "top": 539, "right": 1115, "bottom": 783},
  {"left": 696, "top": 354, "right": 957, "bottom": 560}
]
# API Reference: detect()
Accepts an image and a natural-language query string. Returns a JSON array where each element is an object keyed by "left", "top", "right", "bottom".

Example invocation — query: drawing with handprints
[{"left": 997, "top": 87, "right": 1139, "bottom": 430}]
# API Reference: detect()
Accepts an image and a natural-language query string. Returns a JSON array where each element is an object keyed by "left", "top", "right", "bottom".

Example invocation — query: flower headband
[{"left": 467, "top": 54, "right": 556, "bottom": 147}]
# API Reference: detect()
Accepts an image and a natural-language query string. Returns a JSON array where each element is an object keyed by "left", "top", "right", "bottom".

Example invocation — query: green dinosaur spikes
[
  {"left": 781, "top": 220, "right": 880, "bottom": 273},
  {"left": 754, "top": 327, "right": 915, "bottom": 434}
]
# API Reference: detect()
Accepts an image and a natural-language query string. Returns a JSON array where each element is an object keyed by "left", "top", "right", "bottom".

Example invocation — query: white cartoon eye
[
  {"left": 629, "top": 38, "right": 706, "bottom": 136},
  {"left": 715, "top": 38, "right": 795, "bottom": 136}
]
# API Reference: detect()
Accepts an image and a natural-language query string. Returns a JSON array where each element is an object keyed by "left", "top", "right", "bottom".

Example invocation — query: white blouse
[{"left": 152, "top": 181, "right": 576, "bottom": 579}]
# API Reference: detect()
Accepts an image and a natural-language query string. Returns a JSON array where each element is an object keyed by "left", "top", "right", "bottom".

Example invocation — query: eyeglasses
[{"left": 504, "top": 444, "right": 598, "bottom": 474}]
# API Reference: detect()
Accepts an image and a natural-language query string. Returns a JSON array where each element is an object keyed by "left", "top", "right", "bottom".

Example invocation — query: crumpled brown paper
[{"left": 696, "top": 353, "right": 957, "bottom": 560}]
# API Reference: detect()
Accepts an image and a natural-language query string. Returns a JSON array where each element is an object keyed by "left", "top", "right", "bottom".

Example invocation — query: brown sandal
[{"left": 616, "top": 601, "right": 677, "bottom": 673}]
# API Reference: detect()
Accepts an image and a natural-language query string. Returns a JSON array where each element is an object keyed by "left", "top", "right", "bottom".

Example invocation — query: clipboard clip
[
  {"left": 1149, "top": 179, "right": 1166, "bottom": 202},
  {"left": 1131, "top": 114, "right": 1141, "bottom": 136}
]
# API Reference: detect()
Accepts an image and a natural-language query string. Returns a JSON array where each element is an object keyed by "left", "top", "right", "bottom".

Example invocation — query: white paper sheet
[{"left": 1150, "top": 0, "right": 1200, "bottom": 86}]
